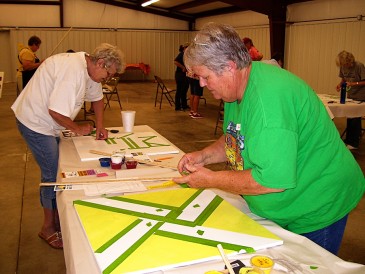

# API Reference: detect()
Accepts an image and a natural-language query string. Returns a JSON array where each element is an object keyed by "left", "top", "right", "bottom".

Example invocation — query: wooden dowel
[
  {"left": 89, "top": 150, "right": 112, "bottom": 156},
  {"left": 50, "top": 26, "right": 73, "bottom": 56},
  {"left": 137, "top": 160, "right": 177, "bottom": 170},
  {"left": 40, "top": 176, "right": 174, "bottom": 186}
]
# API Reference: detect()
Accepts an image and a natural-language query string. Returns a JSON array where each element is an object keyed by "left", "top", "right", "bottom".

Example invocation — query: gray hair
[
  {"left": 89, "top": 43, "right": 126, "bottom": 73},
  {"left": 336, "top": 50, "right": 355, "bottom": 67},
  {"left": 184, "top": 22, "right": 251, "bottom": 75}
]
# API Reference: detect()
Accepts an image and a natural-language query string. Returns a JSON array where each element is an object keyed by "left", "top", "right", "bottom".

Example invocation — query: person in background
[
  {"left": 336, "top": 50, "right": 365, "bottom": 150},
  {"left": 173, "top": 22, "right": 365, "bottom": 255},
  {"left": 17, "top": 35, "right": 43, "bottom": 91},
  {"left": 262, "top": 52, "right": 284, "bottom": 68},
  {"left": 11, "top": 43, "right": 125, "bottom": 249},
  {"left": 187, "top": 72, "right": 204, "bottom": 119},
  {"left": 243, "top": 37, "right": 263, "bottom": 61},
  {"left": 174, "top": 43, "right": 190, "bottom": 111}
]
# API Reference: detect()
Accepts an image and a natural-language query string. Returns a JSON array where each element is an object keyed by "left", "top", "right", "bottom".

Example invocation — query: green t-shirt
[{"left": 224, "top": 62, "right": 365, "bottom": 234}]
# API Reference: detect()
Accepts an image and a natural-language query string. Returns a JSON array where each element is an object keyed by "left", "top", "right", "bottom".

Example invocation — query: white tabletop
[
  {"left": 57, "top": 125, "right": 365, "bottom": 274},
  {"left": 318, "top": 94, "right": 365, "bottom": 119}
]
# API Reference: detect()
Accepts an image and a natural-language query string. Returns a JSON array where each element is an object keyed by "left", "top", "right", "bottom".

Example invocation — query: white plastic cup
[{"left": 121, "top": 110, "right": 136, "bottom": 132}]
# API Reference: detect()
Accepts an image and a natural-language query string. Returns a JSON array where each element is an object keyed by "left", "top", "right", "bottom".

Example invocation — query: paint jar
[
  {"left": 250, "top": 255, "right": 274, "bottom": 274},
  {"left": 125, "top": 160, "right": 138, "bottom": 169},
  {"left": 99, "top": 157, "right": 111, "bottom": 167},
  {"left": 239, "top": 267, "right": 264, "bottom": 274},
  {"left": 111, "top": 152, "right": 125, "bottom": 170}
]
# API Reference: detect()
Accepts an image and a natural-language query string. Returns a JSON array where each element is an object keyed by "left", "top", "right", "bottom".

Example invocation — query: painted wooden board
[
  {"left": 74, "top": 188, "right": 283, "bottom": 274},
  {"left": 72, "top": 131, "right": 180, "bottom": 161}
]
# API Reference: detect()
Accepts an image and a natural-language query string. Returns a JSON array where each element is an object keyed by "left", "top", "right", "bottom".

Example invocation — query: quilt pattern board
[{"left": 73, "top": 188, "right": 283, "bottom": 274}]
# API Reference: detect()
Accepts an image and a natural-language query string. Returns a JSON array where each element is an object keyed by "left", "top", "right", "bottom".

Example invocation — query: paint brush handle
[
  {"left": 217, "top": 244, "right": 235, "bottom": 274},
  {"left": 89, "top": 150, "right": 112, "bottom": 156},
  {"left": 137, "top": 159, "right": 178, "bottom": 170}
]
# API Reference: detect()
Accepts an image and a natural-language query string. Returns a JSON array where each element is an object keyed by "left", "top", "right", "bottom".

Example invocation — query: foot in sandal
[{"left": 38, "top": 231, "right": 63, "bottom": 249}]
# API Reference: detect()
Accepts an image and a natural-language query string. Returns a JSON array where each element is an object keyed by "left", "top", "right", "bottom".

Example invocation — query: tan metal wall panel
[
  {"left": 236, "top": 26, "right": 271, "bottom": 61},
  {"left": 286, "top": 19, "right": 365, "bottom": 95},
  {"left": 9, "top": 29, "right": 192, "bottom": 82}
]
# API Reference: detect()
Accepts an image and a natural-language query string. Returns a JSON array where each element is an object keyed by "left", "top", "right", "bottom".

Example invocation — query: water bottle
[{"left": 340, "top": 82, "right": 347, "bottom": 104}]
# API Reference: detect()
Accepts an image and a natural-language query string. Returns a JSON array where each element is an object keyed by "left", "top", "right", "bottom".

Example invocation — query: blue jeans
[
  {"left": 300, "top": 214, "right": 348, "bottom": 255},
  {"left": 16, "top": 119, "right": 60, "bottom": 209}
]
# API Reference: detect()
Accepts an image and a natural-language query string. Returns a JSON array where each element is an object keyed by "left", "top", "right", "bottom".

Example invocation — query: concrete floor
[{"left": 0, "top": 80, "right": 364, "bottom": 274}]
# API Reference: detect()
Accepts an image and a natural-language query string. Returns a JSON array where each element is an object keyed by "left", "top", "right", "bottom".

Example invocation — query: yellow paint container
[
  {"left": 250, "top": 255, "right": 274, "bottom": 274},
  {"left": 239, "top": 266, "right": 264, "bottom": 274}
]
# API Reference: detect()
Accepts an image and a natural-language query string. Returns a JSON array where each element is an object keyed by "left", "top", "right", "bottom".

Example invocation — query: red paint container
[{"left": 125, "top": 160, "right": 138, "bottom": 169}]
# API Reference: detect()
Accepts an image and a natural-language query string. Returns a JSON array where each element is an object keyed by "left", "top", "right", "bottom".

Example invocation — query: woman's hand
[
  {"left": 173, "top": 164, "right": 215, "bottom": 188},
  {"left": 96, "top": 127, "right": 108, "bottom": 140}
]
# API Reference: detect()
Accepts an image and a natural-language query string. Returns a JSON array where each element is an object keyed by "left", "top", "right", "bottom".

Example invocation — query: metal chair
[
  {"left": 214, "top": 100, "right": 224, "bottom": 135},
  {"left": 154, "top": 75, "right": 175, "bottom": 109},
  {"left": 103, "top": 76, "right": 122, "bottom": 110},
  {"left": 74, "top": 102, "right": 96, "bottom": 128}
]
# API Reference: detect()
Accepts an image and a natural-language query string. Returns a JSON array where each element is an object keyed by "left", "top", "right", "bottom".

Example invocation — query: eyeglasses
[
  {"left": 193, "top": 37, "right": 209, "bottom": 46},
  {"left": 104, "top": 64, "right": 115, "bottom": 79}
]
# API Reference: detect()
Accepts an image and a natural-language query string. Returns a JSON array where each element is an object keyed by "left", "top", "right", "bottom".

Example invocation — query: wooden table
[
  {"left": 56, "top": 125, "right": 365, "bottom": 274},
  {"left": 318, "top": 94, "right": 365, "bottom": 119}
]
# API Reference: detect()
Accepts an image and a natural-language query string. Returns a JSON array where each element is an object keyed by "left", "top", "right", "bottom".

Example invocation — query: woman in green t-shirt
[{"left": 173, "top": 22, "right": 365, "bottom": 255}]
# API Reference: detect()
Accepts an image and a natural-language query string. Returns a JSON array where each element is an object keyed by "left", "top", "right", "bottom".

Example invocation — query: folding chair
[
  {"left": 103, "top": 76, "right": 122, "bottom": 110},
  {"left": 74, "top": 102, "right": 96, "bottom": 128},
  {"left": 214, "top": 100, "right": 224, "bottom": 135},
  {"left": 154, "top": 75, "right": 175, "bottom": 109}
]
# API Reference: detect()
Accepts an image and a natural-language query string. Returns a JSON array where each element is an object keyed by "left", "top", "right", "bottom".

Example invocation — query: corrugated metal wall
[
  {"left": 236, "top": 26, "right": 271, "bottom": 61},
  {"left": 8, "top": 19, "right": 364, "bottom": 89},
  {"left": 286, "top": 19, "right": 365, "bottom": 95},
  {"left": 10, "top": 28, "right": 192, "bottom": 81}
]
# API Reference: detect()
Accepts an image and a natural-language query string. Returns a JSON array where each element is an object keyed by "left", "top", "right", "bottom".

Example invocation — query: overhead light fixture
[{"left": 141, "top": 0, "right": 159, "bottom": 7}]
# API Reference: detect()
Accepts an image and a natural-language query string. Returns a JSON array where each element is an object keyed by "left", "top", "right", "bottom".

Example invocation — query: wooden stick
[
  {"left": 137, "top": 159, "right": 177, "bottom": 170},
  {"left": 155, "top": 156, "right": 174, "bottom": 161},
  {"left": 89, "top": 150, "right": 112, "bottom": 156},
  {"left": 217, "top": 244, "right": 235, "bottom": 274},
  {"left": 40, "top": 176, "right": 174, "bottom": 186},
  {"left": 50, "top": 26, "right": 73, "bottom": 56}
]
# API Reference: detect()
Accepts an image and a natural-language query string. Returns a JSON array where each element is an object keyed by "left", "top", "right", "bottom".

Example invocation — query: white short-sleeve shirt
[{"left": 12, "top": 52, "right": 102, "bottom": 136}]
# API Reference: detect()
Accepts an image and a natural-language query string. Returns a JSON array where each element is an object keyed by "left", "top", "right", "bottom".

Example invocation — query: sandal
[{"left": 38, "top": 231, "right": 63, "bottom": 249}]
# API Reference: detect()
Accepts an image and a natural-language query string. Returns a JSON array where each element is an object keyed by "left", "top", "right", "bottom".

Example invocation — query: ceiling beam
[
  {"left": 0, "top": 0, "right": 60, "bottom": 4},
  {"left": 169, "top": 0, "right": 214, "bottom": 11},
  {"left": 220, "top": 0, "right": 273, "bottom": 15},
  {"left": 89, "top": 0, "right": 194, "bottom": 22}
]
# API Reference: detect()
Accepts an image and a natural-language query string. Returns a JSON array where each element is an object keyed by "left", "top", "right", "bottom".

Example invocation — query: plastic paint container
[
  {"left": 125, "top": 160, "right": 138, "bottom": 169},
  {"left": 111, "top": 162, "right": 122, "bottom": 170},
  {"left": 99, "top": 158, "right": 111, "bottom": 167},
  {"left": 250, "top": 255, "right": 274, "bottom": 274},
  {"left": 239, "top": 267, "right": 264, "bottom": 274}
]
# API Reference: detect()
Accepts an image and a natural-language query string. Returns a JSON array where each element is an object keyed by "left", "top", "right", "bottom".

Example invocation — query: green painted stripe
[
  {"left": 126, "top": 137, "right": 140, "bottom": 149},
  {"left": 103, "top": 222, "right": 164, "bottom": 274},
  {"left": 155, "top": 230, "right": 255, "bottom": 254},
  {"left": 142, "top": 136, "right": 170, "bottom": 147},
  {"left": 178, "top": 188, "right": 203, "bottom": 210},
  {"left": 95, "top": 219, "right": 142, "bottom": 253},
  {"left": 194, "top": 196, "right": 223, "bottom": 226}
]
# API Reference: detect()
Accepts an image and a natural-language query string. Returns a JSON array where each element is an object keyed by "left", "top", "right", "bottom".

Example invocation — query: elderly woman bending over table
[{"left": 173, "top": 22, "right": 365, "bottom": 255}]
